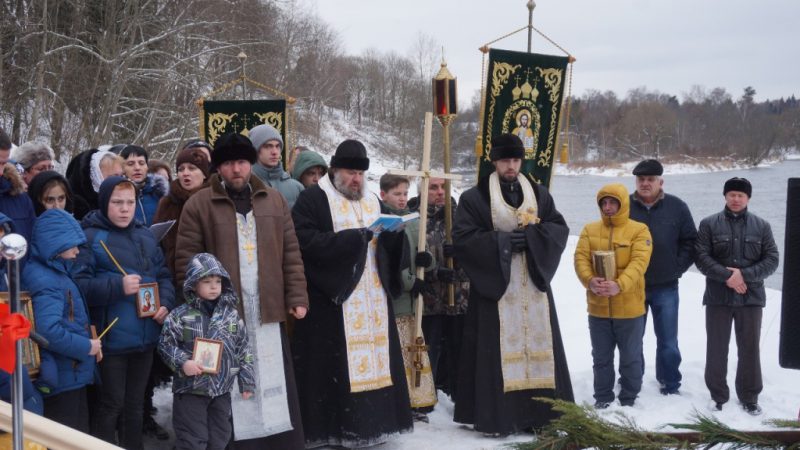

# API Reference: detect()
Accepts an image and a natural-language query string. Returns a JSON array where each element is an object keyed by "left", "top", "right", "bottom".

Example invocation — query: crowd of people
[{"left": 0, "top": 126, "right": 780, "bottom": 449}]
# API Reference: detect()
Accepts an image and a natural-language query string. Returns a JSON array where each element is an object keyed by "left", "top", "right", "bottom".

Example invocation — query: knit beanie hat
[
  {"left": 489, "top": 134, "right": 525, "bottom": 161},
  {"left": 330, "top": 140, "right": 369, "bottom": 170},
  {"left": 248, "top": 124, "right": 283, "bottom": 151},
  {"left": 176, "top": 147, "right": 210, "bottom": 179},
  {"left": 723, "top": 177, "right": 752, "bottom": 198},
  {"left": 211, "top": 133, "right": 257, "bottom": 168}
]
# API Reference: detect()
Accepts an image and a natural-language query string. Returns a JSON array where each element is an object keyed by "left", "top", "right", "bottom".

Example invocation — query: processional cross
[{"left": 387, "top": 112, "right": 462, "bottom": 386}]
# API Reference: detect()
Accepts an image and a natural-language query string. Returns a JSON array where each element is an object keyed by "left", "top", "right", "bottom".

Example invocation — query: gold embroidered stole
[
  {"left": 395, "top": 316, "right": 436, "bottom": 407},
  {"left": 489, "top": 172, "right": 556, "bottom": 392},
  {"left": 318, "top": 175, "right": 393, "bottom": 393}
]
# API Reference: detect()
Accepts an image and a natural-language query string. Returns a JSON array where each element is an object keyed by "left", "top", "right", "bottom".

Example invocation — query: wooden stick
[
  {"left": 410, "top": 114, "right": 434, "bottom": 388},
  {"left": 99, "top": 240, "right": 127, "bottom": 276},
  {"left": 414, "top": 112, "right": 433, "bottom": 341},
  {"left": 96, "top": 317, "right": 119, "bottom": 340}
]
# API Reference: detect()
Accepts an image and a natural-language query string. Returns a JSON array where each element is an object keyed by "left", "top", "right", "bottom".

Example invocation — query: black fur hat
[
  {"left": 211, "top": 133, "right": 257, "bottom": 168},
  {"left": 489, "top": 134, "right": 525, "bottom": 161},
  {"left": 724, "top": 177, "right": 752, "bottom": 198},
  {"left": 330, "top": 139, "right": 370, "bottom": 170}
]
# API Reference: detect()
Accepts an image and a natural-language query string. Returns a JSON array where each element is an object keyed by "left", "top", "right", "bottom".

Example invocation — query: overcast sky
[{"left": 313, "top": 0, "right": 799, "bottom": 106}]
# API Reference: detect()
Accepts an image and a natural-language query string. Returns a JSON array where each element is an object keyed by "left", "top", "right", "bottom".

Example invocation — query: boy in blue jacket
[
  {"left": 22, "top": 208, "right": 100, "bottom": 431},
  {"left": 73, "top": 176, "right": 174, "bottom": 449},
  {"left": 159, "top": 253, "right": 254, "bottom": 450}
]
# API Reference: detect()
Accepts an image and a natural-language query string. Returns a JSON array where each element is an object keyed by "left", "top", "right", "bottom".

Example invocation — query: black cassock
[
  {"left": 290, "top": 184, "right": 413, "bottom": 448},
  {"left": 452, "top": 175, "right": 574, "bottom": 435}
]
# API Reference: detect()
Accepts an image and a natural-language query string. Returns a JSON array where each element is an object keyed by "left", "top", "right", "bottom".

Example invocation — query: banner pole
[{"left": 527, "top": 0, "right": 536, "bottom": 53}]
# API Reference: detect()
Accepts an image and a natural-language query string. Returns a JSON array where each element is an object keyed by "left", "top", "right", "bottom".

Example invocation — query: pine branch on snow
[{"left": 511, "top": 399, "right": 800, "bottom": 450}]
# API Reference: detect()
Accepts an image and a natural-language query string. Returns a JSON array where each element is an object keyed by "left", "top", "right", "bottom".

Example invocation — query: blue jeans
[{"left": 644, "top": 283, "right": 682, "bottom": 392}]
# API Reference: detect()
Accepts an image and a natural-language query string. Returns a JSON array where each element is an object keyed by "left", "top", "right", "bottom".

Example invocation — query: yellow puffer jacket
[{"left": 574, "top": 183, "right": 653, "bottom": 319}]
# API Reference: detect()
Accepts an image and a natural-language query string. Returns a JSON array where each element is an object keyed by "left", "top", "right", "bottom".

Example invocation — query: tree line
[
  {"left": 2, "top": 0, "right": 796, "bottom": 169},
  {"left": 567, "top": 86, "right": 800, "bottom": 166}
]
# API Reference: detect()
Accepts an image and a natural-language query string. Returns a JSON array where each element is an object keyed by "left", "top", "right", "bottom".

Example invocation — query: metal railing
[{"left": 0, "top": 400, "right": 120, "bottom": 450}]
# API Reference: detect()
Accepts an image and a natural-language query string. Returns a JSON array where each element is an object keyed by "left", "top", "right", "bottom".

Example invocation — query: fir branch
[
  {"left": 510, "top": 399, "right": 683, "bottom": 450},
  {"left": 765, "top": 419, "right": 800, "bottom": 430},
  {"left": 668, "top": 411, "right": 786, "bottom": 449},
  {"left": 512, "top": 400, "right": 800, "bottom": 450}
]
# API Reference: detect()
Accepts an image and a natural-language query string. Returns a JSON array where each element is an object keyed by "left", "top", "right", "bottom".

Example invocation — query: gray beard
[{"left": 333, "top": 174, "right": 364, "bottom": 200}]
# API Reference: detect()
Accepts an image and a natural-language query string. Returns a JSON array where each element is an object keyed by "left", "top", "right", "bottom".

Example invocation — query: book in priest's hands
[{"left": 368, "top": 212, "right": 420, "bottom": 233}]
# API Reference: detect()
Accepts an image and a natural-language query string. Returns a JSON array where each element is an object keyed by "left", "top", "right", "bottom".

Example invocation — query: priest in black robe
[
  {"left": 453, "top": 134, "right": 574, "bottom": 436},
  {"left": 291, "top": 140, "right": 413, "bottom": 448}
]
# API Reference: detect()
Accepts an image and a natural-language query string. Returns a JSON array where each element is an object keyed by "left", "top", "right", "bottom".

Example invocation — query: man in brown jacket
[{"left": 175, "top": 132, "right": 308, "bottom": 450}]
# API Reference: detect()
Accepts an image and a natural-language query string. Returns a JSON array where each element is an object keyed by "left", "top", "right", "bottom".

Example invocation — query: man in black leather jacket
[{"left": 696, "top": 177, "right": 779, "bottom": 416}]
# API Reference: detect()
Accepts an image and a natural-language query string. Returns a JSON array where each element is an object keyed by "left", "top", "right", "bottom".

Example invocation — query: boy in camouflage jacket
[{"left": 158, "top": 253, "right": 255, "bottom": 450}]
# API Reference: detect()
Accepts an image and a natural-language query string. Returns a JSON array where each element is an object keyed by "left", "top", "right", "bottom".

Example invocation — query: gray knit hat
[
  {"left": 12, "top": 141, "right": 55, "bottom": 170},
  {"left": 248, "top": 124, "right": 283, "bottom": 151}
]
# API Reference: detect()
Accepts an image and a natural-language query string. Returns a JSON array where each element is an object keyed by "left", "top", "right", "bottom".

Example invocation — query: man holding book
[{"left": 291, "top": 140, "right": 413, "bottom": 448}]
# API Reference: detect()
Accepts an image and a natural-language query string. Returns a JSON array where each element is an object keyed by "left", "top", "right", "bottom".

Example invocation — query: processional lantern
[
  {"left": 432, "top": 57, "right": 458, "bottom": 307},
  {"left": 432, "top": 60, "right": 457, "bottom": 119}
]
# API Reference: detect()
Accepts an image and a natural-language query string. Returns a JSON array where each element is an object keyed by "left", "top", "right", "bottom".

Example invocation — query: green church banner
[
  {"left": 200, "top": 99, "right": 287, "bottom": 150},
  {"left": 477, "top": 49, "right": 569, "bottom": 187}
]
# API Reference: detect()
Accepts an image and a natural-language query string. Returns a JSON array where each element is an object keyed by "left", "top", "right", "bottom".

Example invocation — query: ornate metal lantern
[{"left": 432, "top": 60, "right": 457, "bottom": 118}]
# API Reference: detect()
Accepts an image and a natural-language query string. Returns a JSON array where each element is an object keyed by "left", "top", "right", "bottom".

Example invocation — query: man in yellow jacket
[{"left": 575, "top": 183, "right": 653, "bottom": 408}]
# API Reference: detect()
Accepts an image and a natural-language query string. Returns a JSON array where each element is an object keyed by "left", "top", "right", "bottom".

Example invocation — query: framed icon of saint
[
  {"left": 193, "top": 338, "right": 223, "bottom": 374},
  {"left": 136, "top": 283, "right": 160, "bottom": 318}
]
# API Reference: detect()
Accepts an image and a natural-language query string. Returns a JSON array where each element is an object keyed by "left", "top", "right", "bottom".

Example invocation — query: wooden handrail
[{"left": 0, "top": 400, "right": 121, "bottom": 449}]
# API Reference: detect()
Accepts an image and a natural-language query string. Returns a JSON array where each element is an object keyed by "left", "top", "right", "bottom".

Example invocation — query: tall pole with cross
[{"left": 388, "top": 112, "right": 461, "bottom": 386}]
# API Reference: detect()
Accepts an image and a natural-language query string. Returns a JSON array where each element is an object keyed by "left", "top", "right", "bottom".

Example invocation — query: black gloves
[
  {"left": 414, "top": 251, "right": 434, "bottom": 269},
  {"left": 442, "top": 243, "right": 455, "bottom": 259},
  {"left": 510, "top": 229, "right": 527, "bottom": 253},
  {"left": 436, "top": 267, "right": 455, "bottom": 283},
  {"left": 362, "top": 228, "right": 374, "bottom": 241},
  {"left": 410, "top": 278, "right": 436, "bottom": 298}
]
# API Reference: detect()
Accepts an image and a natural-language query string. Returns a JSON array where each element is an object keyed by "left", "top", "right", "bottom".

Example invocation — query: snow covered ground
[{"left": 148, "top": 235, "right": 798, "bottom": 450}]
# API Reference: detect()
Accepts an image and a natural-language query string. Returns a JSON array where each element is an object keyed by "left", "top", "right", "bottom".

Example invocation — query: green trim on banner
[
  {"left": 202, "top": 99, "right": 287, "bottom": 153},
  {"left": 478, "top": 49, "right": 568, "bottom": 187}
]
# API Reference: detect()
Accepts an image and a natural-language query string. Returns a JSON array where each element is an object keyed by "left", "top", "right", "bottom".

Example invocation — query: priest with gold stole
[
  {"left": 175, "top": 133, "right": 309, "bottom": 449},
  {"left": 452, "top": 133, "right": 574, "bottom": 436},
  {"left": 291, "top": 140, "right": 413, "bottom": 448}
]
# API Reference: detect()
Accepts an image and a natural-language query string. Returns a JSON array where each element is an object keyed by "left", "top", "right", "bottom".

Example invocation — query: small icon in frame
[
  {"left": 136, "top": 283, "right": 160, "bottom": 318},
  {"left": 192, "top": 338, "right": 223, "bottom": 374}
]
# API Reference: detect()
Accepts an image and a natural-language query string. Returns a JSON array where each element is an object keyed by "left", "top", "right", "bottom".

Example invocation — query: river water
[{"left": 547, "top": 159, "right": 799, "bottom": 290}]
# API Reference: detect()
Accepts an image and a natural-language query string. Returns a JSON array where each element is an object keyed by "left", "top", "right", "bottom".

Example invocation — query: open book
[{"left": 368, "top": 212, "right": 419, "bottom": 233}]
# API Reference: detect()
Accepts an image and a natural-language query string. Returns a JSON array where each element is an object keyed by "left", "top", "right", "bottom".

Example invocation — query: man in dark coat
[
  {"left": 453, "top": 134, "right": 573, "bottom": 436},
  {"left": 407, "top": 177, "right": 470, "bottom": 398},
  {"left": 696, "top": 177, "right": 779, "bottom": 415},
  {"left": 629, "top": 159, "right": 697, "bottom": 395},
  {"left": 176, "top": 133, "right": 308, "bottom": 449},
  {"left": 291, "top": 139, "right": 413, "bottom": 448}
]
